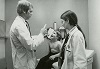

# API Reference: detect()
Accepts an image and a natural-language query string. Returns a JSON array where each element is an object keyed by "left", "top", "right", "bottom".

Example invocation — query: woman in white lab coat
[
  {"left": 10, "top": 0, "right": 46, "bottom": 69},
  {"left": 58, "top": 10, "right": 87, "bottom": 69}
]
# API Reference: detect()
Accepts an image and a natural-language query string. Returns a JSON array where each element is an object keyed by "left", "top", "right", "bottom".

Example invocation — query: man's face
[{"left": 25, "top": 7, "right": 33, "bottom": 20}]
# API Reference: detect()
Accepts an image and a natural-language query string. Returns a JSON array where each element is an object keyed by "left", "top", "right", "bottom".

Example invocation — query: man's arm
[{"left": 16, "top": 24, "right": 46, "bottom": 51}]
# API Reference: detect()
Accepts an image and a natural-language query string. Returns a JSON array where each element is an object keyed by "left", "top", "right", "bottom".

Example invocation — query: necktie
[
  {"left": 25, "top": 21, "right": 31, "bottom": 36},
  {"left": 59, "top": 34, "right": 69, "bottom": 67}
]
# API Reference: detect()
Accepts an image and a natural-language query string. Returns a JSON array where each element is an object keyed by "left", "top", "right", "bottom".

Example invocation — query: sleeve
[
  {"left": 31, "top": 33, "right": 44, "bottom": 47},
  {"left": 72, "top": 34, "right": 87, "bottom": 69},
  {"left": 16, "top": 24, "right": 44, "bottom": 51}
]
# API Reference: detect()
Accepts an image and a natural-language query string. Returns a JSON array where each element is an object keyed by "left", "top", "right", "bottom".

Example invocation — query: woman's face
[
  {"left": 61, "top": 19, "right": 69, "bottom": 29},
  {"left": 47, "top": 28, "right": 57, "bottom": 40}
]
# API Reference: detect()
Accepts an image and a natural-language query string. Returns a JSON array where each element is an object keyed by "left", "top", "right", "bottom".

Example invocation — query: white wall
[
  {"left": 0, "top": 38, "right": 6, "bottom": 69},
  {"left": 0, "top": 0, "right": 5, "bottom": 21},
  {"left": 0, "top": 0, "right": 6, "bottom": 69},
  {"left": 0, "top": 39, "right": 5, "bottom": 59},
  {"left": 88, "top": 0, "right": 100, "bottom": 69}
]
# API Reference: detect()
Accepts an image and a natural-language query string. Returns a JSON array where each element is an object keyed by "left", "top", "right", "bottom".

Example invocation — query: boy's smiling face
[{"left": 47, "top": 28, "right": 57, "bottom": 40}]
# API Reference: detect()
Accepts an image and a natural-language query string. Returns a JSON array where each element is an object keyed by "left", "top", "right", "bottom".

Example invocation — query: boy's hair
[{"left": 56, "top": 31, "right": 62, "bottom": 41}]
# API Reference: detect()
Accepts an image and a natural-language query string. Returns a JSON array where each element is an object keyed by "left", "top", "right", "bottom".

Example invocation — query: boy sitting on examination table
[{"left": 36, "top": 27, "right": 62, "bottom": 69}]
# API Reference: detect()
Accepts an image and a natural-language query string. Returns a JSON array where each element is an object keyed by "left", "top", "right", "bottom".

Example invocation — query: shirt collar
[
  {"left": 18, "top": 16, "right": 27, "bottom": 25},
  {"left": 68, "top": 26, "right": 78, "bottom": 36}
]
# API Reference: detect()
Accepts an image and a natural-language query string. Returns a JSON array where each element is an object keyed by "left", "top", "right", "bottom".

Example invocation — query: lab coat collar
[
  {"left": 68, "top": 26, "right": 78, "bottom": 36},
  {"left": 17, "top": 16, "right": 27, "bottom": 25}
]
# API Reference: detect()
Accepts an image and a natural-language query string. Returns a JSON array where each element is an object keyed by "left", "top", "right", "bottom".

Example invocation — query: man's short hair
[{"left": 17, "top": 0, "right": 33, "bottom": 15}]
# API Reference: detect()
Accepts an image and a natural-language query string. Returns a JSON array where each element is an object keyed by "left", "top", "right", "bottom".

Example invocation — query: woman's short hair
[
  {"left": 60, "top": 10, "right": 78, "bottom": 26},
  {"left": 17, "top": 0, "right": 33, "bottom": 15}
]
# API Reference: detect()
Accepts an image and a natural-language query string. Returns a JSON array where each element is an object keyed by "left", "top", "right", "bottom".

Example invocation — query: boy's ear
[
  {"left": 56, "top": 31, "right": 60, "bottom": 35},
  {"left": 23, "top": 11, "right": 26, "bottom": 13},
  {"left": 66, "top": 19, "right": 69, "bottom": 23},
  {"left": 68, "top": 19, "right": 69, "bottom": 23},
  {"left": 22, "top": 10, "right": 27, "bottom": 14}
]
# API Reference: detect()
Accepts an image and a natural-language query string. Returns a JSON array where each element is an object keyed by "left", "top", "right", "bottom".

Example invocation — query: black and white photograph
[{"left": 0, "top": 0, "right": 99, "bottom": 69}]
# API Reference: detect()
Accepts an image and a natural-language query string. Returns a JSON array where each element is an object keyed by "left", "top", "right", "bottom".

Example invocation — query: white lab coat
[
  {"left": 10, "top": 16, "right": 44, "bottom": 69},
  {"left": 61, "top": 26, "right": 87, "bottom": 69}
]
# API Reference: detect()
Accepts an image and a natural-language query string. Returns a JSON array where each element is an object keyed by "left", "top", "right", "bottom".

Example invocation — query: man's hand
[{"left": 40, "top": 24, "right": 47, "bottom": 36}]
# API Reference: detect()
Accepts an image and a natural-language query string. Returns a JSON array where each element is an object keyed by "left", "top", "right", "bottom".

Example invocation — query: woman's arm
[{"left": 72, "top": 34, "right": 87, "bottom": 69}]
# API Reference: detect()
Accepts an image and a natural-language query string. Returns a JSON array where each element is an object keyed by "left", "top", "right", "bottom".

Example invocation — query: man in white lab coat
[
  {"left": 10, "top": 0, "right": 46, "bottom": 69},
  {"left": 59, "top": 10, "right": 87, "bottom": 69}
]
